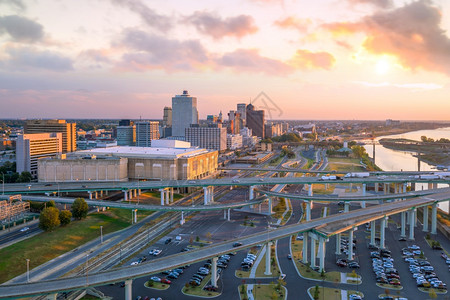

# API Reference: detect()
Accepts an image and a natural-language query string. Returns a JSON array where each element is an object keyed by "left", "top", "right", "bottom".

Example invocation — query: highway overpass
[{"left": 1, "top": 188, "right": 449, "bottom": 299}]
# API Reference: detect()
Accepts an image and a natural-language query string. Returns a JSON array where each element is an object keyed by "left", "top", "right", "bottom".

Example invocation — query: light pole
[
  {"left": 100, "top": 225, "right": 103, "bottom": 244},
  {"left": 85, "top": 254, "right": 89, "bottom": 286},
  {"left": 26, "top": 259, "right": 30, "bottom": 283},
  {"left": 1, "top": 173, "right": 4, "bottom": 195}
]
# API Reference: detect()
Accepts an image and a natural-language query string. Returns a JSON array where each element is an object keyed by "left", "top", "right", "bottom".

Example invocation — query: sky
[{"left": 0, "top": 0, "right": 450, "bottom": 120}]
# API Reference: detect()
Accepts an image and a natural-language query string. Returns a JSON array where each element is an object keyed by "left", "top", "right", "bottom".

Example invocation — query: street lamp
[
  {"left": 85, "top": 254, "right": 89, "bottom": 286},
  {"left": 100, "top": 225, "right": 103, "bottom": 244},
  {"left": 26, "top": 259, "right": 30, "bottom": 283}
]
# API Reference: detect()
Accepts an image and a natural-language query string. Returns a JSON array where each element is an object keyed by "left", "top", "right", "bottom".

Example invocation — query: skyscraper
[
  {"left": 24, "top": 119, "right": 76, "bottom": 153},
  {"left": 163, "top": 107, "right": 172, "bottom": 127},
  {"left": 172, "top": 90, "right": 198, "bottom": 138},
  {"left": 135, "top": 121, "right": 160, "bottom": 147},
  {"left": 185, "top": 124, "right": 227, "bottom": 152},
  {"left": 246, "top": 104, "right": 265, "bottom": 138},
  {"left": 117, "top": 124, "right": 136, "bottom": 146},
  {"left": 237, "top": 103, "right": 246, "bottom": 123}
]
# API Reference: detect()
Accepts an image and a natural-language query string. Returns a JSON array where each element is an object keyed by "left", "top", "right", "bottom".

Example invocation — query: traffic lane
[{"left": 0, "top": 223, "right": 40, "bottom": 246}]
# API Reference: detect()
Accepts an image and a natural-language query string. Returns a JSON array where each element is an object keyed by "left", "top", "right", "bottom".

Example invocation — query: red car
[{"left": 161, "top": 278, "right": 171, "bottom": 284}]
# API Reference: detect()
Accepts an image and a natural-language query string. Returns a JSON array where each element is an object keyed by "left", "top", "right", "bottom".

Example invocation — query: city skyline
[{"left": 1, "top": 0, "right": 450, "bottom": 120}]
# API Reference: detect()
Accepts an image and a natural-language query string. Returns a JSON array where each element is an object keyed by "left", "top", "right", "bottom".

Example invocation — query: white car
[
  {"left": 149, "top": 249, "right": 156, "bottom": 255},
  {"left": 150, "top": 276, "right": 161, "bottom": 282},
  {"left": 130, "top": 261, "right": 139, "bottom": 266},
  {"left": 20, "top": 227, "right": 30, "bottom": 232},
  {"left": 349, "top": 294, "right": 362, "bottom": 300},
  {"left": 153, "top": 249, "right": 162, "bottom": 256}
]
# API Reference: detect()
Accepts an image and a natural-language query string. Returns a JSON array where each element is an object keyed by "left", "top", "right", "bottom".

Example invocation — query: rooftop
[{"left": 75, "top": 146, "right": 213, "bottom": 159}]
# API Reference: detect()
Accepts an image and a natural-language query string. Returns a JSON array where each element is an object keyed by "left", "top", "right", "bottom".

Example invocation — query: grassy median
[{"left": 0, "top": 208, "right": 149, "bottom": 283}]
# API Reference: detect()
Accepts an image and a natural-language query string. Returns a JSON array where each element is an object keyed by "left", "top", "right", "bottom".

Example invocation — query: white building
[
  {"left": 172, "top": 90, "right": 198, "bottom": 138},
  {"left": 227, "top": 134, "right": 243, "bottom": 150},
  {"left": 185, "top": 124, "right": 227, "bottom": 152},
  {"left": 16, "top": 133, "right": 63, "bottom": 178},
  {"left": 136, "top": 121, "right": 160, "bottom": 147}
]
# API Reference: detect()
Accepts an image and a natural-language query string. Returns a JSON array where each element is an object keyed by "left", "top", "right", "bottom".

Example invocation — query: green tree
[
  {"left": 59, "top": 210, "right": 72, "bottom": 226},
  {"left": 72, "top": 198, "right": 88, "bottom": 219},
  {"left": 46, "top": 200, "right": 56, "bottom": 208},
  {"left": 429, "top": 288, "right": 437, "bottom": 299},
  {"left": 17, "top": 171, "right": 32, "bottom": 183},
  {"left": 39, "top": 207, "right": 60, "bottom": 231},
  {"left": 313, "top": 285, "right": 319, "bottom": 300}
]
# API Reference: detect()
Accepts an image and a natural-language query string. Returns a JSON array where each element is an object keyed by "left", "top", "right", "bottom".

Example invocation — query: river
[{"left": 363, "top": 127, "right": 450, "bottom": 213}]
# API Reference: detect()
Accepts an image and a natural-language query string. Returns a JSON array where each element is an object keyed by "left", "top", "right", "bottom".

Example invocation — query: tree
[
  {"left": 72, "top": 198, "right": 88, "bottom": 219},
  {"left": 59, "top": 210, "right": 72, "bottom": 226},
  {"left": 39, "top": 207, "right": 60, "bottom": 231},
  {"left": 313, "top": 285, "right": 319, "bottom": 300},
  {"left": 17, "top": 171, "right": 32, "bottom": 183},
  {"left": 429, "top": 288, "right": 437, "bottom": 299},
  {"left": 46, "top": 200, "right": 56, "bottom": 208}
]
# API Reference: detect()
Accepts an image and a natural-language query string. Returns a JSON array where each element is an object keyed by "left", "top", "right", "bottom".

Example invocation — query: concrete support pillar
[
  {"left": 88, "top": 191, "right": 93, "bottom": 200},
  {"left": 264, "top": 242, "right": 272, "bottom": 275},
  {"left": 428, "top": 182, "right": 433, "bottom": 190},
  {"left": 414, "top": 208, "right": 418, "bottom": 227},
  {"left": 124, "top": 279, "right": 132, "bottom": 300},
  {"left": 203, "top": 187, "right": 209, "bottom": 205},
  {"left": 180, "top": 211, "right": 185, "bottom": 225},
  {"left": 170, "top": 188, "right": 174, "bottom": 203},
  {"left": 423, "top": 206, "right": 429, "bottom": 232},
  {"left": 335, "top": 233, "right": 341, "bottom": 255},
  {"left": 431, "top": 203, "right": 437, "bottom": 234},
  {"left": 224, "top": 210, "right": 227, "bottom": 220},
  {"left": 361, "top": 184, "right": 366, "bottom": 208},
  {"left": 348, "top": 229, "right": 354, "bottom": 261},
  {"left": 432, "top": 183, "right": 438, "bottom": 189},
  {"left": 370, "top": 221, "right": 376, "bottom": 245},
  {"left": 306, "top": 201, "right": 311, "bottom": 221},
  {"left": 138, "top": 189, "right": 141, "bottom": 195},
  {"left": 129, "top": 190, "right": 132, "bottom": 200},
  {"left": 249, "top": 186, "right": 255, "bottom": 200},
  {"left": 302, "top": 233, "right": 308, "bottom": 264},
  {"left": 401, "top": 212, "right": 406, "bottom": 237},
  {"left": 394, "top": 184, "right": 398, "bottom": 194},
  {"left": 268, "top": 197, "right": 272, "bottom": 215},
  {"left": 375, "top": 182, "right": 379, "bottom": 192},
  {"left": 310, "top": 237, "right": 316, "bottom": 268},
  {"left": 227, "top": 208, "right": 231, "bottom": 221},
  {"left": 308, "top": 184, "right": 313, "bottom": 197},
  {"left": 318, "top": 237, "right": 326, "bottom": 272},
  {"left": 165, "top": 190, "right": 169, "bottom": 205},
  {"left": 160, "top": 189, "right": 165, "bottom": 206},
  {"left": 344, "top": 202, "right": 349, "bottom": 213},
  {"left": 384, "top": 183, "right": 388, "bottom": 195},
  {"left": 123, "top": 190, "right": 128, "bottom": 201},
  {"left": 133, "top": 189, "right": 137, "bottom": 198},
  {"left": 211, "top": 257, "right": 218, "bottom": 287},
  {"left": 208, "top": 186, "right": 214, "bottom": 203},
  {"left": 380, "top": 218, "right": 386, "bottom": 249},
  {"left": 409, "top": 209, "right": 415, "bottom": 240},
  {"left": 94, "top": 191, "right": 98, "bottom": 199}
]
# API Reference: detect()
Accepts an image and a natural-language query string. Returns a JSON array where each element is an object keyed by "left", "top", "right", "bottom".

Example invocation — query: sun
[{"left": 375, "top": 58, "right": 390, "bottom": 75}]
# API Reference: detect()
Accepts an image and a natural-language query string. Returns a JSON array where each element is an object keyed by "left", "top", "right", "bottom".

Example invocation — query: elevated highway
[
  {"left": 2, "top": 174, "right": 449, "bottom": 195},
  {"left": 1, "top": 188, "right": 449, "bottom": 298}
]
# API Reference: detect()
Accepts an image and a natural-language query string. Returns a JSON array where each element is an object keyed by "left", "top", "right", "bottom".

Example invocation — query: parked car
[
  {"left": 204, "top": 285, "right": 218, "bottom": 291},
  {"left": 161, "top": 278, "right": 171, "bottom": 284},
  {"left": 165, "top": 238, "right": 172, "bottom": 244},
  {"left": 150, "top": 276, "right": 161, "bottom": 282},
  {"left": 233, "top": 242, "right": 243, "bottom": 247}
]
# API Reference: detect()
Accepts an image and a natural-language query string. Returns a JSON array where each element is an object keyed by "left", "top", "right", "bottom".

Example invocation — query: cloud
[
  {"left": 185, "top": 11, "right": 258, "bottom": 39},
  {"left": 77, "top": 49, "right": 113, "bottom": 69},
  {"left": 288, "top": 49, "right": 336, "bottom": 70},
  {"left": 0, "top": 0, "right": 25, "bottom": 11},
  {"left": 117, "top": 29, "right": 210, "bottom": 71},
  {"left": 0, "top": 47, "right": 73, "bottom": 71},
  {"left": 348, "top": 0, "right": 393, "bottom": 8},
  {"left": 0, "top": 15, "right": 44, "bottom": 42},
  {"left": 218, "top": 49, "right": 293, "bottom": 75},
  {"left": 353, "top": 81, "right": 443, "bottom": 91},
  {"left": 323, "top": 0, "right": 450, "bottom": 75},
  {"left": 274, "top": 17, "right": 312, "bottom": 33},
  {"left": 110, "top": 0, "right": 172, "bottom": 32}
]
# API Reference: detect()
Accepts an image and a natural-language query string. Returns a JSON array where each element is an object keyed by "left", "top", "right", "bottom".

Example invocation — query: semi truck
[{"left": 344, "top": 172, "right": 370, "bottom": 178}]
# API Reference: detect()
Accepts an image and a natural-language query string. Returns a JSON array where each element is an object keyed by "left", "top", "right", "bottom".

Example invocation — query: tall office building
[
  {"left": 237, "top": 103, "right": 246, "bottom": 123},
  {"left": 228, "top": 110, "right": 241, "bottom": 134},
  {"left": 117, "top": 125, "right": 136, "bottom": 146},
  {"left": 185, "top": 124, "right": 227, "bottom": 152},
  {"left": 246, "top": 104, "right": 265, "bottom": 138},
  {"left": 118, "top": 119, "right": 132, "bottom": 126},
  {"left": 136, "top": 121, "right": 160, "bottom": 147},
  {"left": 16, "top": 133, "right": 63, "bottom": 178},
  {"left": 24, "top": 119, "right": 76, "bottom": 153},
  {"left": 163, "top": 107, "right": 172, "bottom": 127},
  {"left": 172, "top": 90, "right": 198, "bottom": 138}
]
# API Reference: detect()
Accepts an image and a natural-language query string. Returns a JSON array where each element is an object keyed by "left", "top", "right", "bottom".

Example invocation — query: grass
[
  {"left": 0, "top": 209, "right": 133, "bottom": 283},
  {"left": 376, "top": 283, "right": 403, "bottom": 290},
  {"left": 312, "top": 183, "right": 335, "bottom": 195},
  {"left": 418, "top": 287, "right": 448, "bottom": 294},
  {"left": 272, "top": 198, "right": 287, "bottom": 219},
  {"left": 239, "top": 284, "right": 286, "bottom": 300},
  {"left": 144, "top": 280, "right": 170, "bottom": 290},
  {"left": 307, "top": 286, "right": 364, "bottom": 300},
  {"left": 182, "top": 273, "right": 220, "bottom": 297},
  {"left": 326, "top": 157, "right": 366, "bottom": 172}
]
